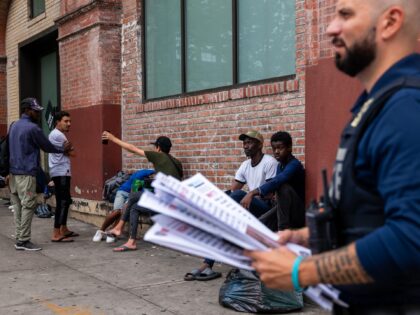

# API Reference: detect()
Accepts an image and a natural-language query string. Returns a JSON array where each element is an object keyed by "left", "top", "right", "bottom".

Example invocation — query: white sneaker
[
  {"left": 106, "top": 233, "right": 116, "bottom": 243},
  {"left": 92, "top": 230, "right": 105, "bottom": 242}
]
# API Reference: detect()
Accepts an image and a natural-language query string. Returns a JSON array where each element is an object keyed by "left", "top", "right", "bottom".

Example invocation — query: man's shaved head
[{"left": 369, "top": 0, "right": 420, "bottom": 38}]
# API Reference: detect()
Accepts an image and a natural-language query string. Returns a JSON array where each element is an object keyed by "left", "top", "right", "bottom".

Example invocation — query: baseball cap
[
  {"left": 21, "top": 97, "right": 44, "bottom": 112},
  {"left": 150, "top": 136, "right": 172, "bottom": 150},
  {"left": 239, "top": 130, "right": 264, "bottom": 143}
]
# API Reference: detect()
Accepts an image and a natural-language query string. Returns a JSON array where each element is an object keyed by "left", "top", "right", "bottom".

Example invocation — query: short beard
[{"left": 334, "top": 28, "right": 377, "bottom": 77}]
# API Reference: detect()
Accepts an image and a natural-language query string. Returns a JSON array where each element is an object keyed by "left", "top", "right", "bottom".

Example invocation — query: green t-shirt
[{"left": 145, "top": 151, "right": 183, "bottom": 180}]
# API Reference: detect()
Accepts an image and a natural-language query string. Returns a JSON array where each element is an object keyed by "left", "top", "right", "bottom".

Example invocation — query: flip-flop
[
  {"left": 184, "top": 268, "right": 201, "bottom": 281},
  {"left": 113, "top": 245, "right": 137, "bottom": 252},
  {"left": 51, "top": 236, "right": 74, "bottom": 243},
  {"left": 195, "top": 268, "right": 222, "bottom": 281},
  {"left": 64, "top": 231, "right": 79, "bottom": 237}
]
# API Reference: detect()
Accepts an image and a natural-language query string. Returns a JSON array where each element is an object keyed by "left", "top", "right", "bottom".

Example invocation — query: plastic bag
[{"left": 219, "top": 268, "right": 303, "bottom": 313}]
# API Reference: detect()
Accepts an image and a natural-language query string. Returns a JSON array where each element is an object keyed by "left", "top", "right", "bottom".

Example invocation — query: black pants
[
  {"left": 259, "top": 184, "right": 305, "bottom": 232},
  {"left": 52, "top": 176, "right": 72, "bottom": 229},
  {"left": 333, "top": 304, "right": 420, "bottom": 315}
]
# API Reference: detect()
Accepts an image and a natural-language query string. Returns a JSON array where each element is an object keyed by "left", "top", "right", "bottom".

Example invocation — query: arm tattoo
[{"left": 312, "top": 245, "right": 373, "bottom": 285}]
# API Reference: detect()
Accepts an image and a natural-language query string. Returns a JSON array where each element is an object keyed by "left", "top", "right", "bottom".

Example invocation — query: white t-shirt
[
  {"left": 48, "top": 128, "right": 71, "bottom": 177},
  {"left": 235, "top": 154, "right": 278, "bottom": 191}
]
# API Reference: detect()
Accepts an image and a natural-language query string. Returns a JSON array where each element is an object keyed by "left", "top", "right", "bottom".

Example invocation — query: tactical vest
[
  {"left": 330, "top": 76, "right": 420, "bottom": 245},
  {"left": 330, "top": 76, "right": 420, "bottom": 305}
]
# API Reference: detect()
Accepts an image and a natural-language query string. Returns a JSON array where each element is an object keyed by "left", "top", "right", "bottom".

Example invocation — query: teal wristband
[{"left": 292, "top": 256, "right": 304, "bottom": 292}]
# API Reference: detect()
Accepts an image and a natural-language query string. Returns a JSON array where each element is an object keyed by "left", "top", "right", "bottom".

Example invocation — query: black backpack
[
  {"left": 0, "top": 136, "right": 10, "bottom": 177},
  {"left": 0, "top": 122, "right": 14, "bottom": 177},
  {"left": 102, "top": 171, "right": 130, "bottom": 203}
]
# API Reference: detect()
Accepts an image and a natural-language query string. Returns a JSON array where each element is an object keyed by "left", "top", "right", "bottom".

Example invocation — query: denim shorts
[{"left": 113, "top": 190, "right": 129, "bottom": 211}]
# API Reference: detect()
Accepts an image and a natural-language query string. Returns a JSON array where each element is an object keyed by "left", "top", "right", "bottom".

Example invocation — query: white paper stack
[{"left": 139, "top": 173, "right": 348, "bottom": 311}]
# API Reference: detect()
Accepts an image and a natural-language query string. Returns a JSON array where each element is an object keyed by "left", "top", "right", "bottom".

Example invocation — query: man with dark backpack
[
  {"left": 9, "top": 98, "right": 73, "bottom": 251},
  {"left": 101, "top": 132, "right": 183, "bottom": 251}
]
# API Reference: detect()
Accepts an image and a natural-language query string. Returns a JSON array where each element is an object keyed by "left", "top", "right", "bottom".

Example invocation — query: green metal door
[{"left": 40, "top": 51, "right": 59, "bottom": 135}]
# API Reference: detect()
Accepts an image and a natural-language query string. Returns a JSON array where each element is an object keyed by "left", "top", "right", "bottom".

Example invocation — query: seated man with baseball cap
[
  {"left": 101, "top": 132, "right": 183, "bottom": 251},
  {"left": 184, "top": 130, "right": 278, "bottom": 281},
  {"left": 241, "top": 131, "right": 305, "bottom": 231}
]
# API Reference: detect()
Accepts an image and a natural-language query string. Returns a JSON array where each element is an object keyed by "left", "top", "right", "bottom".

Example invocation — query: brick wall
[
  {"left": 0, "top": 0, "right": 10, "bottom": 56},
  {"left": 0, "top": 58, "right": 6, "bottom": 136},
  {"left": 1, "top": 0, "right": 343, "bottom": 200},
  {"left": 58, "top": 1, "right": 122, "bottom": 110},
  {"left": 5, "top": 0, "right": 61, "bottom": 123},
  {"left": 120, "top": 0, "right": 312, "bottom": 190},
  {"left": 57, "top": 0, "right": 123, "bottom": 199},
  {"left": 0, "top": 0, "right": 10, "bottom": 135}
]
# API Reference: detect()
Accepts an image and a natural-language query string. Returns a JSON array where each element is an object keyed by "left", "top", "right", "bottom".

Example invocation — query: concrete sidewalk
[{"left": 0, "top": 200, "right": 326, "bottom": 315}]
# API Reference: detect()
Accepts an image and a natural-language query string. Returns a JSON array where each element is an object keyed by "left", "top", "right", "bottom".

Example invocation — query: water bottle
[{"left": 131, "top": 179, "right": 143, "bottom": 192}]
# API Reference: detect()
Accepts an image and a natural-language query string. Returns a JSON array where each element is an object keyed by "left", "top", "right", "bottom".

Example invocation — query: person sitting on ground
[
  {"left": 101, "top": 132, "right": 182, "bottom": 252},
  {"left": 92, "top": 169, "right": 155, "bottom": 242},
  {"left": 184, "top": 130, "right": 278, "bottom": 281},
  {"left": 229, "top": 130, "right": 279, "bottom": 217},
  {"left": 241, "top": 131, "right": 305, "bottom": 231}
]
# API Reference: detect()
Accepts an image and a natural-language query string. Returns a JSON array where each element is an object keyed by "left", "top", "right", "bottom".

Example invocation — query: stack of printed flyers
[{"left": 138, "top": 173, "right": 349, "bottom": 311}]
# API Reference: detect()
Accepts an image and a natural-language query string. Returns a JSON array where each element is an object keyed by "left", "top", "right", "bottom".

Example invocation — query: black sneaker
[
  {"left": 15, "top": 241, "right": 25, "bottom": 250},
  {"left": 15, "top": 241, "right": 42, "bottom": 251}
]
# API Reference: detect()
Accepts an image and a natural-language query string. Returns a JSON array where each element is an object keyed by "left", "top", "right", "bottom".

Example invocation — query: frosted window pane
[
  {"left": 186, "top": 0, "right": 232, "bottom": 92},
  {"left": 146, "top": 0, "right": 182, "bottom": 99},
  {"left": 238, "top": 0, "right": 295, "bottom": 83}
]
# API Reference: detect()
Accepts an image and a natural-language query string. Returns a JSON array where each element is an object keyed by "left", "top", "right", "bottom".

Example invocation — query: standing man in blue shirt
[
  {"left": 9, "top": 98, "right": 72, "bottom": 251},
  {"left": 240, "top": 131, "right": 305, "bottom": 231},
  {"left": 247, "top": 0, "right": 420, "bottom": 314}
]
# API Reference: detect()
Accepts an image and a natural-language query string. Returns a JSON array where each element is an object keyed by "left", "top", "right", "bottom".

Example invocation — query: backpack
[
  {"left": 35, "top": 203, "right": 53, "bottom": 218},
  {"left": 102, "top": 171, "right": 130, "bottom": 203},
  {"left": 0, "top": 122, "right": 14, "bottom": 177},
  {"left": 0, "top": 136, "right": 10, "bottom": 177}
]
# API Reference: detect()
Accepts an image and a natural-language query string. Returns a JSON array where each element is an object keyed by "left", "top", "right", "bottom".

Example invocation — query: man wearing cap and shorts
[
  {"left": 184, "top": 130, "right": 278, "bottom": 281},
  {"left": 101, "top": 132, "right": 182, "bottom": 251},
  {"left": 9, "top": 98, "right": 73, "bottom": 251}
]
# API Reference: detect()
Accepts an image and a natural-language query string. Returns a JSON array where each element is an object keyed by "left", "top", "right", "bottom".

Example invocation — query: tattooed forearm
[{"left": 311, "top": 243, "right": 373, "bottom": 285}]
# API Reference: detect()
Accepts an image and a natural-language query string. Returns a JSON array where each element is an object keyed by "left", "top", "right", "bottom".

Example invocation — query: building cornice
[
  {"left": 57, "top": 21, "right": 121, "bottom": 42},
  {"left": 55, "top": 0, "right": 122, "bottom": 26}
]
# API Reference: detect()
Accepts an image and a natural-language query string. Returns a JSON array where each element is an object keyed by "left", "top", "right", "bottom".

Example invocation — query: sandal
[
  {"left": 51, "top": 236, "right": 74, "bottom": 243},
  {"left": 64, "top": 231, "right": 80, "bottom": 237},
  {"left": 195, "top": 268, "right": 222, "bottom": 281},
  {"left": 184, "top": 268, "right": 201, "bottom": 281},
  {"left": 113, "top": 245, "right": 137, "bottom": 252}
]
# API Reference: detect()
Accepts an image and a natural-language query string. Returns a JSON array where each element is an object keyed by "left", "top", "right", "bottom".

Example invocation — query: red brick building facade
[{"left": 1, "top": 0, "right": 365, "bottom": 209}]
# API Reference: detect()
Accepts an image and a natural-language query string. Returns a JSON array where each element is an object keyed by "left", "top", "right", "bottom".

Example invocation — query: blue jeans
[
  {"left": 229, "top": 190, "right": 271, "bottom": 217},
  {"left": 113, "top": 190, "right": 129, "bottom": 211}
]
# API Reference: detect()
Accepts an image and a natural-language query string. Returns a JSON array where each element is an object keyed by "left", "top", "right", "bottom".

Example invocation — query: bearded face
[{"left": 332, "top": 27, "right": 377, "bottom": 77}]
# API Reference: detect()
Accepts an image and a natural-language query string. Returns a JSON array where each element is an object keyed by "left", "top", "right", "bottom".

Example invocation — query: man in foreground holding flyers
[
  {"left": 139, "top": 172, "right": 347, "bottom": 311},
  {"left": 247, "top": 0, "right": 420, "bottom": 314}
]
